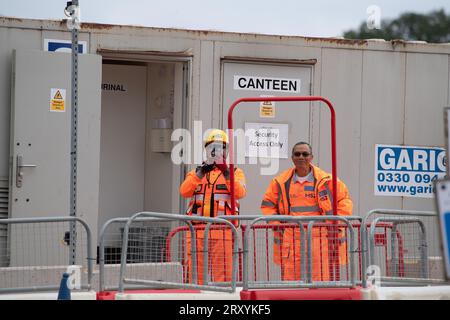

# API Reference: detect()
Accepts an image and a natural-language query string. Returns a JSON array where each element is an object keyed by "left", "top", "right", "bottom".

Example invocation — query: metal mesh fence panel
[
  {"left": 363, "top": 209, "right": 446, "bottom": 287},
  {"left": 99, "top": 218, "right": 176, "bottom": 291},
  {"left": 0, "top": 218, "right": 91, "bottom": 293},
  {"left": 117, "top": 212, "right": 239, "bottom": 293},
  {"left": 242, "top": 216, "right": 358, "bottom": 289},
  {"left": 108, "top": 214, "right": 364, "bottom": 292},
  {"left": 243, "top": 223, "right": 282, "bottom": 284}
]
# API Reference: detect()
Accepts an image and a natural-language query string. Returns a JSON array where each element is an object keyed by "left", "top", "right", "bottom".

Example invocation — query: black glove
[{"left": 195, "top": 162, "right": 214, "bottom": 178}]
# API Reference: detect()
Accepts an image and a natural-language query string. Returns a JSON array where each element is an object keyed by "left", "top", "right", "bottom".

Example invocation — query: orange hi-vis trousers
[
  {"left": 280, "top": 226, "right": 342, "bottom": 281},
  {"left": 186, "top": 228, "right": 233, "bottom": 284}
]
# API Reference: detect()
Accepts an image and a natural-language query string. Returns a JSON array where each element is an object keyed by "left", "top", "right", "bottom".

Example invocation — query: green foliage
[{"left": 343, "top": 9, "right": 450, "bottom": 43}]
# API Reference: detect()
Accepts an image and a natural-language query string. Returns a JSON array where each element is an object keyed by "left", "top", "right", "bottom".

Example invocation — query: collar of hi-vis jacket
[{"left": 275, "top": 165, "right": 334, "bottom": 216}]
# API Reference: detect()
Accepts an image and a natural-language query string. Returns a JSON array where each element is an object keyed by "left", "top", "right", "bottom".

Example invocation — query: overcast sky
[{"left": 0, "top": 0, "right": 449, "bottom": 37}]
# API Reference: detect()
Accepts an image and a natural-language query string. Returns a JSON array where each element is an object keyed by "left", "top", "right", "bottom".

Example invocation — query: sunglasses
[{"left": 293, "top": 152, "right": 311, "bottom": 157}]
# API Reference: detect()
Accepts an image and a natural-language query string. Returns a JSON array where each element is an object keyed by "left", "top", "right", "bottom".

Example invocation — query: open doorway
[{"left": 98, "top": 56, "right": 190, "bottom": 243}]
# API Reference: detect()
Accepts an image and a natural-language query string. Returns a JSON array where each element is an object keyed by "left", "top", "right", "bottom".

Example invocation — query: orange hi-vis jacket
[
  {"left": 261, "top": 165, "right": 352, "bottom": 281},
  {"left": 180, "top": 167, "right": 247, "bottom": 218},
  {"left": 180, "top": 166, "right": 246, "bottom": 283}
]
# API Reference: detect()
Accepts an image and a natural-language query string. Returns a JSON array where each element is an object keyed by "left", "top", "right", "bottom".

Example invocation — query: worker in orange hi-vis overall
[
  {"left": 261, "top": 141, "right": 352, "bottom": 281},
  {"left": 180, "top": 129, "right": 246, "bottom": 284}
]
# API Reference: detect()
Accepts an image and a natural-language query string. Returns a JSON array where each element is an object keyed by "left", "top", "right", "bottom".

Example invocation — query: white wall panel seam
[
  {"left": 315, "top": 47, "right": 323, "bottom": 165},
  {"left": 357, "top": 50, "right": 364, "bottom": 216},
  {"left": 401, "top": 53, "right": 408, "bottom": 210}
]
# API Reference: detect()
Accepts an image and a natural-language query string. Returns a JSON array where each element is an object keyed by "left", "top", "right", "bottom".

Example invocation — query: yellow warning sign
[
  {"left": 50, "top": 88, "right": 66, "bottom": 112},
  {"left": 53, "top": 90, "right": 63, "bottom": 100},
  {"left": 260, "top": 100, "right": 275, "bottom": 118}
]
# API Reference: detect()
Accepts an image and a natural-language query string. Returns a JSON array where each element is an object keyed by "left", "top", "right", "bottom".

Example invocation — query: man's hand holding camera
[{"left": 195, "top": 162, "right": 215, "bottom": 179}]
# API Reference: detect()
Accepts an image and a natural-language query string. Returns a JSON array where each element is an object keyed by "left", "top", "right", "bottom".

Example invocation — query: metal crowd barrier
[
  {"left": 0, "top": 217, "right": 93, "bottom": 294},
  {"left": 166, "top": 215, "right": 260, "bottom": 286},
  {"left": 117, "top": 212, "right": 240, "bottom": 293},
  {"left": 1, "top": 210, "right": 445, "bottom": 295},
  {"left": 361, "top": 209, "right": 447, "bottom": 288},
  {"left": 164, "top": 215, "right": 364, "bottom": 290},
  {"left": 108, "top": 210, "right": 447, "bottom": 293},
  {"left": 98, "top": 216, "right": 175, "bottom": 292},
  {"left": 241, "top": 215, "right": 359, "bottom": 290},
  {"left": 222, "top": 215, "right": 364, "bottom": 288}
]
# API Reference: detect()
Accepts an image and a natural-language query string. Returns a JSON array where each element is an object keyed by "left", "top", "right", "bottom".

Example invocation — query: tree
[{"left": 343, "top": 9, "right": 450, "bottom": 43}]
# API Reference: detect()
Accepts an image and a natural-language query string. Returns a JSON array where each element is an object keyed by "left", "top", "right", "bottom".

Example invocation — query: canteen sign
[{"left": 375, "top": 144, "right": 447, "bottom": 198}]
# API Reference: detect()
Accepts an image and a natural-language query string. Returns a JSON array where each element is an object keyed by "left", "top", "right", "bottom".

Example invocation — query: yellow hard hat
[{"left": 205, "top": 129, "right": 229, "bottom": 146}]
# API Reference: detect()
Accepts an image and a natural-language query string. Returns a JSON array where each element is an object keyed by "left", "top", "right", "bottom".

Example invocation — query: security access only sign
[
  {"left": 245, "top": 122, "right": 289, "bottom": 159},
  {"left": 374, "top": 144, "right": 446, "bottom": 198}
]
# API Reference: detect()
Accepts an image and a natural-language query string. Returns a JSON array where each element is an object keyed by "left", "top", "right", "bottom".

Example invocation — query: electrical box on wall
[{"left": 151, "top": 118, "right": 172, "bottom": 153}]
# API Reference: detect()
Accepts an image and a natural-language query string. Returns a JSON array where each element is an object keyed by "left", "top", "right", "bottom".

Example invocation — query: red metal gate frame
[
  {"left": 227, "top": 96, "right": 338, "bottom": 216},
  {"left": 227, "top": 96, "right": 339, "bottom": 279}
]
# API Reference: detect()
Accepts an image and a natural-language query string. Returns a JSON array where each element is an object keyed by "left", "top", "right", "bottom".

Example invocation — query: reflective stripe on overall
[
  {"left": 263, "top": 170, "right": 335, "bottom": 281},
  {"left": 185, "top": 169, "right": 239, "bottom": 284}
]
